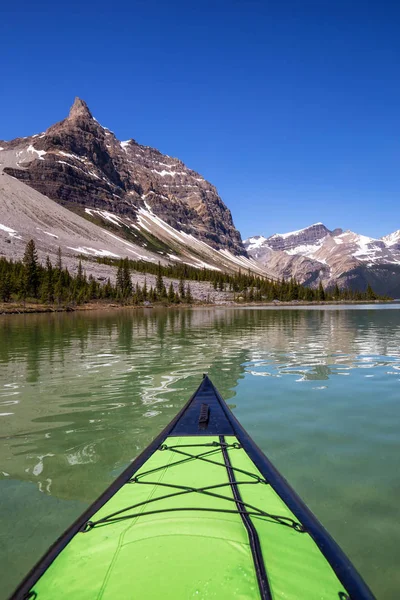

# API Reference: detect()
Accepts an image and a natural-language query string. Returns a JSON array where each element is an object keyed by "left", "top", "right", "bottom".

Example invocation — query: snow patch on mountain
[
  {"left": 67, "top": 246, "right": 121, "bottom": 258},
  {"left": 80, "top": 199, "right": 273, "bottom": 275},
  {"left": 286, "top": 241, "right": 326, "bottom": 257},
  {"left": 27, "top": 145, "right": 46, "bottom": 160},
  {"left": 382, "top": 230, "right": 400, "bottom": 246},
  {"left": 85, "top": 208, "right": 125, "bottom": 228},
  {"left": 245, "top": 236, "right": 268, "bottom": 251},
  {"left": 269, "top": 223, "right": 324, "bottom": 240},
  {"left": 59, "top": 151, "right": 86, "bottom": 162},
  {"left": 36, "top": 228, "right": 59, "bottom": 239},
  {"left": 0, "top": 223, "right": 21, "bottom": 238}
]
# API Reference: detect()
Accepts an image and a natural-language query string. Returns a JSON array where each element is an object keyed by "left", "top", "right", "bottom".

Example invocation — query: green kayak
[{"left": 12, "top": 375, "right": 375, "bottom": 599}]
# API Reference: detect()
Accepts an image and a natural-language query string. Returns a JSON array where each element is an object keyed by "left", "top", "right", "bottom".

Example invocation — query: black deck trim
[
  {"left": 10, "top": 374, "right": 376, "bottom": 600},
  {"left": 220, "top": 435, "right": 271, "bottom": 600}
]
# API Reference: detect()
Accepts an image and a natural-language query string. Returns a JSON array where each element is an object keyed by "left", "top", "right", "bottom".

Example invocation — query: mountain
[
  {"left": 0, "top": 98, "right": 244, "bottom": 251},
  {"left": 244, "top": 224, "right": 400, "bottom": 296},
  {"left": 382, "top": 230, "right": 400, "bottom": 248},
  {"left": 246, "top": 223, "right": 337, "bottom": 255},
  {"left": 0, "top": 98, "right": 269, "bottom": 277}
]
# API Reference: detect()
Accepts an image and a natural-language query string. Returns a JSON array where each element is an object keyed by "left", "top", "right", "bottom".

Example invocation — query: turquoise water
[{"left": 0, "top": 306, "right": 399, "bottom": 598}]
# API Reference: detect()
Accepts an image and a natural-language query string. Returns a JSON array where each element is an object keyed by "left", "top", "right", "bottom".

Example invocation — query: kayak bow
[{"left": 11, "top": 375, "right": 375, "bottom": 599}]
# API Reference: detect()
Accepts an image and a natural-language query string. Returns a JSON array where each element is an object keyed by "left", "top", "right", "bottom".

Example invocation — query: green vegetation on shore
[
  {"left": 99, "top": 255, "right": 386, "bottom": 302},
  {"left": 0, "top": 240, "right": 388, "bottom": 309},
  {"left": 0, "top": 242, "right": 193, "bottom": 306}
]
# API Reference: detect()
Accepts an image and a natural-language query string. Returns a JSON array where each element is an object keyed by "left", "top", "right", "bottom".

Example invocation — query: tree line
[
  {"left": 0, "top": 240, "right": 385, "bottom": 306},
  {"left": 231, "top": 278, "right": 382, "bottom": 303},
  {"left": 99, "top": 254, "right": 384, "bottom": 302},
  {"left": 98, "top": 255, "right": 384, "bottom": 302},
  {"left": 0, "top": 241, "right": 193, "bottom": 305}
]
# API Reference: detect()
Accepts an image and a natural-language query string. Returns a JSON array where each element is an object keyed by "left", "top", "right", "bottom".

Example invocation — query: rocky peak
[
  {"left": 68, "top": 97, "right": 93, "bottom": 121},
  {"left": 2, "top": 98, "right": 245, "bottom": 255},
  {"left": 262, "top": 223, "right": 331, "bottom": 252}
]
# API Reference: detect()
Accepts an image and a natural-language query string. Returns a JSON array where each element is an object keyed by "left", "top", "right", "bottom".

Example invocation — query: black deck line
[{"left": 219, "top": 435, "right": 271, "bottom": 600}]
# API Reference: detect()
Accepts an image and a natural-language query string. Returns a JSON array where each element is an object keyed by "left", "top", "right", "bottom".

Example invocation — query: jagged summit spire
[{"left": 68, "top": 97, "right": 93, "bottom": 120}]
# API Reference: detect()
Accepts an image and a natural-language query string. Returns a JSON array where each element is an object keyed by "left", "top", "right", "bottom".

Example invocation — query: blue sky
[{"left": 2, "top": 0, "right": 400, "bottom": 239}]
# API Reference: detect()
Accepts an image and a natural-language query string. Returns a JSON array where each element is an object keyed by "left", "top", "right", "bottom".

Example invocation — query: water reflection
[
  {"left": 1, "top": 308, "right": 399, "bottom": 501},
  {"left": 0, "top": 307, "right": 400, "bottom": 598}
]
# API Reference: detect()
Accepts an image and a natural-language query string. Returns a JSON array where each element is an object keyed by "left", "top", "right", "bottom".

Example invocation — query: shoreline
[{"left": 0, "top": 298, "right": 394, "bottom": 316}]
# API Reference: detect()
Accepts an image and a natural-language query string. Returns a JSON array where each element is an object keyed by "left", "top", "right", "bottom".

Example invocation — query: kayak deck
[
  {"left": 12, "top": 376, "right": 374, "bottom": 599},
  {"left": 31, "top": 436, "right": 346, "bottom": 599}
]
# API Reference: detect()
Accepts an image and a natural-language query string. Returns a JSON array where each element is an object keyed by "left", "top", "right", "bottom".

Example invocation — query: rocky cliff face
[
  {"left": 1, "top": 98, "right": 244, "bottom": 255},
  {"left": 244, "top": 224, "right": 400, "bottom": 296}
]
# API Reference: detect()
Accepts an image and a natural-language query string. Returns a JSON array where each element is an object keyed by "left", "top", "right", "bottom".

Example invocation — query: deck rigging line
[
  {"left": 220, "top": 434, "right": 272, "bottom": 600},
  {"left": 83, "top": 442, "right": 305, "bottom": 536}
]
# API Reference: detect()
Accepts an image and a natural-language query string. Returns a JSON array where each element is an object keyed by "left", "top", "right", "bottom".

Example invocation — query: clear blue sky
[{"left": 2, "top": 0, "right": 400, "bottom": 239}]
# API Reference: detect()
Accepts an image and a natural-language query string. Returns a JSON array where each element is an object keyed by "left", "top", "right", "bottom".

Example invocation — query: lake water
[{"left": 1, "top": 305, "right": 399, "bottom": 599}]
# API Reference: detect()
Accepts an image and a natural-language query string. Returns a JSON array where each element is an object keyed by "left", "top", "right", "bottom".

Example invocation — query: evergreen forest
[{"left": 0, "top": 240, "right": 386, "bottom": 307}]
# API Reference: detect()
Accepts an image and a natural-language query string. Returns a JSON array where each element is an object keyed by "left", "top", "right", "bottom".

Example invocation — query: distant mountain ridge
[{"left": 244, "top": 223, "right": 400, "bottom": 296}]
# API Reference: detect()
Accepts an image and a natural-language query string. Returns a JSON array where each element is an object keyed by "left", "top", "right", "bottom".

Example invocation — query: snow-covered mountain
[
  {"left": 244, "top": 224, "right": 400, "bottom": 296},
  {"left": 247, "top": 223, "right": 334, "bottom": 256},
  {"left": 0, "top": 98, "right": 270, "bottom": 277},
  {"left": 382, "top": 230, "right": 400, "bottom": 248},
  {"left": 1, "top": 98, "right": 245, "bottom": 256}
]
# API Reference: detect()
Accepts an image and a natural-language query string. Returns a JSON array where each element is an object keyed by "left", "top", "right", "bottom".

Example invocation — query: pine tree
[
  {"left": 185, "top": 283, "right": 193, "bottom": 304},
  {"left": 304, "top": 286, "right": 314, "bottom": 301},
  {"left": 23, "top": 239, "right": 39, "bottom": 298},
  {"left": 317, "top": 281, "right": 325, "bottom": 301},
  {"left": 366, "top": 284, "right": 376, "bottom": 300},
  {"left": 156, "top": 262, "right": 165, "bottom": 297},
  {"left": 149, "top": 285, "right": 157, "bottom": 302},
  {"left": 56, "top": 246, "right": 62, "bottom": 272},
  {"left": 116, "top": 263, "right": 124, "bottom": 298},
  {"left": 88, "top": 275, "right": 97, "bottom": 299},
  {"left": 178, "top": 276, "right": 185, "bottom": 299},
  {"left": 41, "top": 256, "right": 54, "bottom": 303},
  {"left": 77, "top": 259, "right": 84, "bottom": 288},
  {"left": 123, "top": 260, "right": 132, "bottom": 297},
  {"left": 54, "top": 275, "right": 63, "bottom": 305},
  {"left": 103, "top": 278, "right": 113, "bottom": 298},
  {"left": 168, "top": 282, "right": 175, "bottom": 303},
  {"left": 0, "top": 272, "right": 11, "bottom": 302},
  {"left": 333, "top": 283, "right": 340, "bottom": 299}
]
